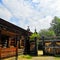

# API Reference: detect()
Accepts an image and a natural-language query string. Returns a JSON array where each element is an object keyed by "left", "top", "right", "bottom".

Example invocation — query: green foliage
[
  {"left": 30, "top": 32, "right": 39, "bottom": 40},
  {"left": 38, "top": 16, "right": 60, "bottom": 37},
  {"left": 39, "top": 29, "right": 55, "bottom": 37},
  {"left": 51, "top": 16, "right": 60, "bottom": 36},
  {"left": 20, "top": 55, "right": 32, "bottom": 59}
]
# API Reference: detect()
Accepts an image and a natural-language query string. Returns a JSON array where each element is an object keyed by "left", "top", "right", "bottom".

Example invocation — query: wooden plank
[{"left": 0, "top": 47, "right": 16, "bottom": 58}]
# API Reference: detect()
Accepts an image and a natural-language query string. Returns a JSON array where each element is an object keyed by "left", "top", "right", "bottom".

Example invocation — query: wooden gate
[
  {"left": 40, "top": 36, "right": 60, "bottom": 56},
  {"left": 30, "top": 37, "right": 38, "bottom": 56}
]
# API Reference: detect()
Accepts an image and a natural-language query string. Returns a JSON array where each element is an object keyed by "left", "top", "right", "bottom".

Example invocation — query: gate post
[
  {"left": 24, "top": 36, "right": 30, "bottom": 55},
  {"left": 34, "top": 37, "right": 38, "bottom": 56},
  {"left": 53, "top": 40, "right": 56, "bottom": 56},
  {"left": 24, "top": 26, "right": 30, "bottom": 55},
  {"left": 42, "top": 36, "right": 45, "bottom": 55}
]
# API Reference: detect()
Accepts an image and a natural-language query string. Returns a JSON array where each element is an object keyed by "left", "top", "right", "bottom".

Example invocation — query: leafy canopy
[
  {"left": 39, "top": 29, "right": 55, "bottom": 37},
  {"left": 51, "top": 16, "right": 60, "bottom": 36},
  {"left": 30, "top": 32, "right": 39, "bottom": 40}
]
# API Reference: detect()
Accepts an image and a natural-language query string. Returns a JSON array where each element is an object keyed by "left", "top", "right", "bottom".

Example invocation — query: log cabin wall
[
  {"left": 0, "top": 18, "right": 32, "bottom": 58},
  {"left": 0, "top": 18, "right": 29, "bottom": 48}
]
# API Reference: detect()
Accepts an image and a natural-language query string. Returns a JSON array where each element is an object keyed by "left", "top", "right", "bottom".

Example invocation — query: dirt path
[
  {"left": 32, "top": 56, "right": 54, "bottom": 60},
  {"left": 3, "top": 56, "right": 54, "bottom": 60}
]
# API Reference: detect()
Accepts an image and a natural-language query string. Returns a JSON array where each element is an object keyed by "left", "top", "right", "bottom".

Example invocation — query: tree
[
  {"left": 51, "top": 16, "right": 60, "bottom": 36},
  {"left": 30, "top": 32, "right": 39, "bottom": 40},
  {"left": 39, "top": 29, "right": 55, "bottom": 37}
]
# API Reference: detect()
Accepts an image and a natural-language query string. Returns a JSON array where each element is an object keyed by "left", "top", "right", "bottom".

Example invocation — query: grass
[
  {"left": 55, "top": 57, "right": 60, "bottom": 60},
  {"left": 4, "top": 55, "right": 60, "bottom": 60},
  {"left": 19, "top": 55, "right": 32, "bottom": 59},
  {"left": 3, "top": 55, "right": 32, "bottom": 60}
]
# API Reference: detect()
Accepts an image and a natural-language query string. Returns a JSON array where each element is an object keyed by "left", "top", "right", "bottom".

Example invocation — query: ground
[
  {"left": 3, "top": 56, "right": 60, "bottom": 60},
  {"left": 3, "top": 50, "right": 60, "bottom": 60}
]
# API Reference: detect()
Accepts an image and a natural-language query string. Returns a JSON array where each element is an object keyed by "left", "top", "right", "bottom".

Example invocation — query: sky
[{"left": 0, "top": 0, "right": 60, "bottom": 32}]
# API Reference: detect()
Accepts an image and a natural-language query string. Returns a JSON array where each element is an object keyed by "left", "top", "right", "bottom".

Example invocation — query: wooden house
[{"left": 0, "top": 18, "right": 32, "bottom": 58}]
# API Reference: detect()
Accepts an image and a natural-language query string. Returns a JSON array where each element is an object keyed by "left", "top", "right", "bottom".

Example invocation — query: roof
[{"left": 0, "top": 18, "right": 32, "bottom": 36}]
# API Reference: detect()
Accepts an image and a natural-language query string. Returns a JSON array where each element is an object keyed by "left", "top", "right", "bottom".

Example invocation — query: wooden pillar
[
  {"left": 15, "top": 35, "right": 18, "bottom": 60},
  {"left": 17, "top": 36, "right": 20, "bottom": 48},
  {"left": 0, "top": 30, "right": 1, "bottom": 47},
  {"left": 9, "top": 38, "right": 11, "bottom": 47},
  {"left": 0, "top": 30, "right": 1, "bottom": 45},
  {"left": 6, "top": 37, "right": 9, "bottom": 48},
  {"left": 0, "top": 30, "right": 2, "bottom": 60},
  {"left": 0, "top": 48, "right": 1, "bottom": 60},
  {"left": 18, "top": 40, "right": 20, "bottom": 48},
  {"left": 16, "top": 40, "right": 18, "bottom": 48}
]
